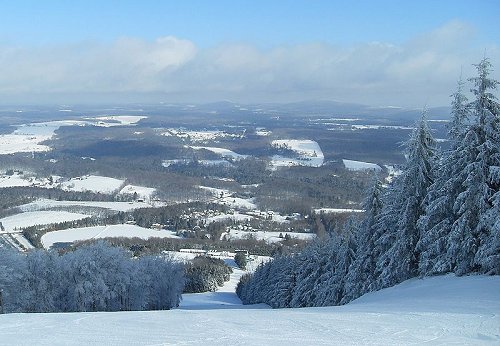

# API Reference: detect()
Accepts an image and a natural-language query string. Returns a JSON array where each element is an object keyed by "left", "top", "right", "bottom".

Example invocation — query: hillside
[{"left": 0, "top": 273, "right": 497, "bottom": 345}]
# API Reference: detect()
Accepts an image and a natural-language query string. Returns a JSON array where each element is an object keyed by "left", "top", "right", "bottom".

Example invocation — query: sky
[{"left": 0, "top": 0, "right": 499, "bottom": 107}]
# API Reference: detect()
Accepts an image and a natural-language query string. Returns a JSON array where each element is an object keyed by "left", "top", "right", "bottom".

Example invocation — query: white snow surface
[
  {"left": 190, "top": 146, "right": 248, "bottom": 160},
  {"left": 59, "top": 175, "right": 125, "bottom": 194},
  {"left": 270, "top": 139, "right": 324, "bottom": 168},
  {"left": 162, "top": 128, "right": 240, "bottom": 142},
  {"left": 0, "top": 117, "right": 146, "bottom": 154},
  {"left": 198, "top": 186, "right": 257, "bottom": 210},
  {"left": 41, "top": 224, "right": 180, "bottom": 248},
  {"left": 0, "top": 274, "right": 497, "bottom": 345},
  {"left": 19, "top": 199, "right": 153, "bottom": 213},
  {"left": 314, "top": 208, "right": 365, "bottom": 214},
  {"left": 0, "top": 211, "right": 89, "bottom": 232},
  {"left": 223, "top": 230, "right": 316, "bottom": 243},
  {"left": 118, "top": 184, "right": 156, "bottom": 200},
  {"left": 343, "top": 159, "right": 382, "bottom": 171},
  {"left": 89, "top": 115, "right": 147, "bottom": 126},
  {"left": 0, "top": 173, "right": 32, "bottom": 187}
]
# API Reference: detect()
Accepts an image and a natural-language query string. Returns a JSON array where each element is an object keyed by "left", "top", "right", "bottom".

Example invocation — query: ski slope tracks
[{"left": 0, "top": 273, "right": 497, "bottom": 345}]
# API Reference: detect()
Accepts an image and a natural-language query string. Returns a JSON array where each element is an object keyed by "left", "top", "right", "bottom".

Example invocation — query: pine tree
[
  {"left": 343, "top": 177, "right": 383, "bottom": 302},
  {"left": 448, "top": 58, "right": 500, "bottom": 275},
  {"left": 375, "top": 112, "right": 436, "bottom": 288},
  {"left": 417, "top": 78, "right": 470, "bottom": 276}
]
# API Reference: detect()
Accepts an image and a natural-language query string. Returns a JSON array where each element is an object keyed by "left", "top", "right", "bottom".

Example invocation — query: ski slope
[{"left": 0, "top": 272, "right": 497, "bottom": 345}]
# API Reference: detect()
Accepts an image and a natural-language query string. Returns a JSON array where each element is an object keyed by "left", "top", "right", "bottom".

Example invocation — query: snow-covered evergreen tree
[
  {"left": 343, "top": 176, "right": 384, "bottom": 301},
  {"left": 417, "top": 78, "right": 470, "bottom": 276},
  {"left": 375, "top": 112, "right": 436, "bottom": 288},
  {"left": 448, "top": 58, "right": 500, "bottom": 275},
  {"left": 290, "top": 240, "right": 330, "bottom": 307}
]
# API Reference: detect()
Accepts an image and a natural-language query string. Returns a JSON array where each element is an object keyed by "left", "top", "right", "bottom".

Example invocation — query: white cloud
[{"left": 0, "top": 21, "right": 498, "bottom": 106}]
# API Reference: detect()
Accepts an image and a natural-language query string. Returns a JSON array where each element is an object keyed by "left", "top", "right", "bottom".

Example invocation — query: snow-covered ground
[
  {"left": 384, "top": 164, "right": 403, "bottom": 183},
  {"left": 59, "top": 175, "right": 125, "bottom": 194},
  {"left": 118, "top": 184, "right": 156, "bottom": 200},
  {"left": 190, "top": 146, "right": 248, "bottom": 160},
  {"left": 41, "top": 224, "right": 180, "bottom": 249},
  {"left": 88, "top": 115, "right": 147, "bottom": 126},
  {"left": 222, "top": 229, "right": 316, "bottom": 243},
  {"left": 198, "top": 185, "right": 257, "bottom": 210},
  {"left": 205, "top": 213, "right": 253, "bottom": 224},
  {"left": 343, "top": 159, "right": 382, "bottom": 171},
  {"left": 255, "top": 128, "right": 271, "bottom": 136},
  {"left": 0, "top": 275, "right": 497, "bottom": 345},
  {"left": 313, "top": 208, "right": 364, "bottom": 214},
  {"left": 0, "top": 172, "right": 33, "bottom": 188},
  {"left": 270, "top": 139, "right": 324, "bottom": 169},
  {"left": 0, "top": 117, "right": 146, "bottom": 154},
  {"left": 162, "top": 159, "right": 234, "bottom": 167},
  {"left": 351, "top": 124, "right": 414, "bottom": 130},
  {"left": 161, "top": 128, "right": 240, "bottom": 142},
  {"left": 0, "top": 211, "right": 89, "bottom": 233},
  {"left": 19, "top": 199, "right": 154, "bottom": 213}
]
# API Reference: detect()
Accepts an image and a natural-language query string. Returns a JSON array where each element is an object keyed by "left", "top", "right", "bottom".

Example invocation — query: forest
[{"left": 237, "top": 58, "right": 500, "bottom": 308}]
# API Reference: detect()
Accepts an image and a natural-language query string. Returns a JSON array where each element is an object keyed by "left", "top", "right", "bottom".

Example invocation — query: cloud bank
[{"left": 0, "top": 21, "right": 498, "bottom": 107}]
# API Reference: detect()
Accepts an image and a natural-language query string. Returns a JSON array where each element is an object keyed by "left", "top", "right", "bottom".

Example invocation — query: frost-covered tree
[
  {"left": 0, "top": 242, "right": 184, "bottom": 313},
  {"left": 336, "top": 218, "right": 359, "bottom": 304},
  {"left": 290, "top": 240, "right": 330, "bottom": 307},
  {"left": 0, "top": 249, "right": 27, "bottom": 313},
  {"left": 448, "top": 58, "right": 500, "bottom": 275},
  {"left": 21, "top": 250, "right": 60, "bottom": 312},
  {"left": 448, "top": 75, "right": 470, "bottom": 140},
  {"left": 417, "top": 78, "right": 470, "bottom": 276},
  {"left": 375, "top": 112, "right": 436, "bottom": 288},
  {"left": 343, "top": 177, "right": 384, "bottom": 301}
]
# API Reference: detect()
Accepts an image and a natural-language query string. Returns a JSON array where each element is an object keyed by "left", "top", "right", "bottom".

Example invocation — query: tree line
[{"left": 237, "top": 58, "right": 499, "bottom": 308}]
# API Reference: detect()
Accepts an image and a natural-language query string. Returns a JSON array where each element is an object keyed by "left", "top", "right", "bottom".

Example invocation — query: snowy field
[
  {"left": 190, "top": 146, "right": 248, "bottom": 160},
  {"left": 88, "top": 115, "right": 147, "bottom": 126},
  {"left": 0, "top": 211, "right": 89, "bottom": 232},
  {"left": 0, "top": 117, "right": 146, "bottom": 154},
  {"left": 343, "top": 159, "right": 382, "bottom": 171},
  {"left": 0, "top": 275, "right": 497, "bottom": 345},
  {"left": 118, "top": 184, "right": 156, "bottom": 200},
  {"left": 41, "top": 224, "right": 180, "bottom": 249},
  {"left": 0, "top": 173, "right": 32, "bottom": 188},
  {"left": 313, "top": 208, "right": 364, "bottom": 214},
  {"left": 161, "top": 128, "right": 240, "bottom": 142},
  {"left": 223, "top": 229, "right": 316, "bottom": 243},
  {"left": 351, "top": 124, "right": 414, "bottom": 130},
  {"left": 60, "top": 175, "right": 125, "bottom": 194},
  {"left": 271, "top": 139, "right": 324, "bottom": 168},
  {"left": 198, "top": 185, "right": 257, "bottom": 210},
  {"left": 19, "top": 199, "right": 154, "bottom": 213}
]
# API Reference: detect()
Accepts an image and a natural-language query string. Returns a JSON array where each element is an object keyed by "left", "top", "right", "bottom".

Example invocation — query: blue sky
[{"left": 0, "top": 0, "right": 499, "bottom": 105}]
